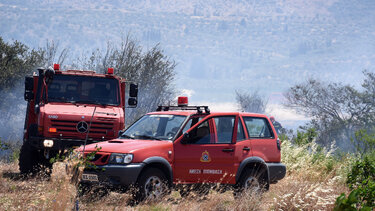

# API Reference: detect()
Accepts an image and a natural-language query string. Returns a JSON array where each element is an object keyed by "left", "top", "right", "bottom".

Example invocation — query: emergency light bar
[
  {"left": 178, "top": 96, "right": 188, "bottom": 106},
  {"left": 157, "top": 96, "right": 210, "bottom": 114},
  {"left": 107, "top": 68, "right": 114, "bottom": 74},
  {"left": 53, "top": 64, "right": 60, "bottom": 71},
  {"left": 156, "top": 105, "right": 210, "bottom": 114}
]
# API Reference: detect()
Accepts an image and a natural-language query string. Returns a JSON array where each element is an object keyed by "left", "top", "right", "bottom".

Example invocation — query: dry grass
[{"left": 0, "top": 141, "right": 350, "bottom": 210}]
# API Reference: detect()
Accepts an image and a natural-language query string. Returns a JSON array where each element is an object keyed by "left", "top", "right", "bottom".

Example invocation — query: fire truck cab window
[{"left": 47, "top": 75, "right": 119, "bottom": 106}]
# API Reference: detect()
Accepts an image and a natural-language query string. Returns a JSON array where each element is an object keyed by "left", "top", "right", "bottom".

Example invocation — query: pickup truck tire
[
  {"left": 134, "top": 168, "right": 169, "bottom": 202},
  {"left": 234, "top": 168, "right": 266, "bottom": 198}
]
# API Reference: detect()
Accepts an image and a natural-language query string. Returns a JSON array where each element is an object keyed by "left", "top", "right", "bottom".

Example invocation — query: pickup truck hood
[{"left": 83, "top": 139, "right": 172, "bottom": 154}]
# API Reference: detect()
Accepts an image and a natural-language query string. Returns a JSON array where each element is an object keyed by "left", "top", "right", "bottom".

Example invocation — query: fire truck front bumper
[{"left": 28, "top": 136, "right": 99, "bottom": 150}]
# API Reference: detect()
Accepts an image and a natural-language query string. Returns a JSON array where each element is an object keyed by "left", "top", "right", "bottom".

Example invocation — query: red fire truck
[{"left": 21, "top": 64, "right": 138, "bottom": 175}]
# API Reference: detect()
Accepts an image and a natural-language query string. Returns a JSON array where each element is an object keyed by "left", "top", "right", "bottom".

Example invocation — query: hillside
[{"left": 1, "top": 0, "right": 374, "bottom": 104}]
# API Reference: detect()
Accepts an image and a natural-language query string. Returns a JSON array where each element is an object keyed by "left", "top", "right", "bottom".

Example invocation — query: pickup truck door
[{"left": 173, "top": 116, "right": 236, "bottom": 184}]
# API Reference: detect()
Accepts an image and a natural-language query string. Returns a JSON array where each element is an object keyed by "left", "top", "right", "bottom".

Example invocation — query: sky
[{"left": 1, "top": 0, "right": 375, "bottom": 129}]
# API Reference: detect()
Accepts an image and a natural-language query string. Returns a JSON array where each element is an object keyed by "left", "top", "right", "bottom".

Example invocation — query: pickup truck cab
[{"left": 80, "top": 97, "right": 286, "bottom": 202}]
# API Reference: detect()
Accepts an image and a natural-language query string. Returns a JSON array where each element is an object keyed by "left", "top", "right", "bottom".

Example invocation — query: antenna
[{"left": 82, "top": 106, "right": 97, "bottom": 155}]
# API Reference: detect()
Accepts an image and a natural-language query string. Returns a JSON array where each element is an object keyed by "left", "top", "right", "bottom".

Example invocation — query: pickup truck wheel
[
  {"left": 234, "top": 168, "right": 265, "bottom": 198},
  {"left": 134, "top": 168, "right": 169, "bottom": 203}
]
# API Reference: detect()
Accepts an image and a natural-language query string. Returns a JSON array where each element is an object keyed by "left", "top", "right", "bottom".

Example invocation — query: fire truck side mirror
[
  {"left": 24, "top": 76, "right": 34, "bottom": 101},
  {"left": 45, "top": 67, "right": 55, "bottom": 85},
  {"left": 129, "top": 83, "right": 138, "bottom": 98},
  {"left": 128, "top": 98, "right": 137, "bottom": 107}
]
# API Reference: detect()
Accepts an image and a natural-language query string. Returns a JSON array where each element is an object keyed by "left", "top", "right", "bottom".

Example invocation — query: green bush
[
  {"left": 352, "top": 129, "right": 375, "bottom": 155},
  {"left": 346, "top": 152, "right": 375, "bottom": 207},
  {"left": 294, "top": 127, "right": 317, "bottom": 146},
  {"left": 335, "top": 149, "right": 375, "bottom": 210},
  {"left": 334, "top": 189, "right": 372, "bottom": 211}
]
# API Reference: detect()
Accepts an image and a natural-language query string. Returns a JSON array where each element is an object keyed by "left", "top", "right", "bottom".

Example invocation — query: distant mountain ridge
[{"left": 1, "top": 0, "right": 374, "bottom": 105}]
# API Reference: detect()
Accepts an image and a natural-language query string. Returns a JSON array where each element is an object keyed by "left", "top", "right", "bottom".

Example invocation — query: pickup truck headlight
[{"left": 109, "top": 153, "right": 133, "bottom": 164}]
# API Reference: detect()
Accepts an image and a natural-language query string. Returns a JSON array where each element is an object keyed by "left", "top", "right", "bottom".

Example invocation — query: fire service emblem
[{"left": 200, "top": 150, "right": 211, "bottom": 163}]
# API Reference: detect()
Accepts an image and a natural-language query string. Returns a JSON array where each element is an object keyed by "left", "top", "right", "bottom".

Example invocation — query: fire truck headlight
[{"left": 43, "top": 139, "right": 54, "bottom": 148}]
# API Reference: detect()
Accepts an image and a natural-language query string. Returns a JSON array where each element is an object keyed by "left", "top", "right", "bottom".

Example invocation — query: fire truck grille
[{"left": 51, "top": 119, "right": 114, "bottom": 135}]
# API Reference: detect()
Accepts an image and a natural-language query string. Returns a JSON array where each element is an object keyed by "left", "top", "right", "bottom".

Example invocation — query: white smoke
[{"left": 0, "top": 80, "right": 26, "bottom": 146}]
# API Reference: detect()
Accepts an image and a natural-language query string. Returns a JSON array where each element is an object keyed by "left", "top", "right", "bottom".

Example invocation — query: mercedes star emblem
[{"left": 77, "top": 121, "right": 88, "bottom": 133}]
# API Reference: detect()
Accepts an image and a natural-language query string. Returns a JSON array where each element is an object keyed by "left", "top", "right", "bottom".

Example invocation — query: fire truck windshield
[
  {"left": 46, "top": 75, "right": 120, "bottom": 106},
  {"left": 121, "top": 114, "right": 187, "bottom": 141}
]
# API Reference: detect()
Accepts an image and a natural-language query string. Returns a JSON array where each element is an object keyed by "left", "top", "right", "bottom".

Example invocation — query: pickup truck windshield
[
  {"left": 121, "top": 114, "right": 187, "bottom": 141},
  {"left": 47, "top": 75, "right": 119, "bottom": 106}
]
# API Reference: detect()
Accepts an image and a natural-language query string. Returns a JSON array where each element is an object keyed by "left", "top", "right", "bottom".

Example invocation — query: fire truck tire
[
  {"left": 19, "top": 141, "right": 40, "bottom": 175},
  {"left": 133, "top": 168, "right": 169, "bottom": 203}
]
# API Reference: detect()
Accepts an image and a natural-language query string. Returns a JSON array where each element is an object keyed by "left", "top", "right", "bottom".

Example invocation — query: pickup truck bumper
[
  {"left": 267, "top": 163, "right": 287, "bottom": 184},
  {"left": 81, "top": 163, "right": 145, "bottom": 189}
]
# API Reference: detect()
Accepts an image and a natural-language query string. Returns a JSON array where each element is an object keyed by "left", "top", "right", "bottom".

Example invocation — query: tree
[
  {"left": 284, "top": 73, "right": 375, "bottom": 151},
  {"left": 41, "top": 40, "right": 69, "bottom": 68},
  {"left": 71, "top": 35, "right": 176, "bottom": 125},
  {"left": 0, "top": 37, "right": 46, "bottom": 141},
  {"left": 0, "top": 35, "right": 176, "bottom": 142},
  {"left": 0, "top": 37, "right": 68, "bottom": 141},
  {"left": 0, "top": 37, "right": 44, "bottom": 92},
  {"left": 235, "top": 90, "right": 267, "bottom": 114}
]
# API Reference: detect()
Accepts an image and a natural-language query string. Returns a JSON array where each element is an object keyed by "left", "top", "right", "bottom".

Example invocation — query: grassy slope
[{"left": 0, "top": 141, "right": 351, "bottom": 210}]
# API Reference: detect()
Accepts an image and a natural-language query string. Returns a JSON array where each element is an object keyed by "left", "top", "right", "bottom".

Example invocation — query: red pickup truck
[{"left": 80, "top": 97, "right": 286, "bottom": 202}]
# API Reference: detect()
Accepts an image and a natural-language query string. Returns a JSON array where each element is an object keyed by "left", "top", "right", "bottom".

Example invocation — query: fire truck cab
[{"left": 20, "top": 64, "right": 138, "bottom": 175}]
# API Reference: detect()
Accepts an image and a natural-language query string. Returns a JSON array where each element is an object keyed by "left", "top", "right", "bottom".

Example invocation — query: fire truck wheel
[
  {"left": 133, "top": 168, "right": 169, "bottom": 203},
  {"left": 19, "top": 141, "right": 40, "bottom": 176}
]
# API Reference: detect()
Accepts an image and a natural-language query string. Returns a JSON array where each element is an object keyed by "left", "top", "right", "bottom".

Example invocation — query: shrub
[
  {"left": 294, "top": 127, "right": 317, "bottom": 146},
  {"left": 346, "top": 152, "right": 375, "bottom": 208},
  {"left": 334, "top": 150, "right": 375, "bottom": 209}
]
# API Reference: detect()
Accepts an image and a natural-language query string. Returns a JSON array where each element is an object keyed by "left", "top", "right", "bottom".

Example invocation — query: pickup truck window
[
  {"left": 236, "top": 118, "right": 246, "bottom": 141},
  {"left": 186, "top": 119, "right": 211, "bottom": 144},
  {"left": 243, "top": 117, "right": 273, "bottom": 138},
  {"left": 121, "top": 114, "right": 186, "bottom": 140},
  {"left": 214, "top": 116, "right": 235, "bottom": 143}
]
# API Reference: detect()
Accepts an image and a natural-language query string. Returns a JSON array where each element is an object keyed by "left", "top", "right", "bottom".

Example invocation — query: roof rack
[{"left": 156, "top": 105, "right": 210, "bottom": 114}]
